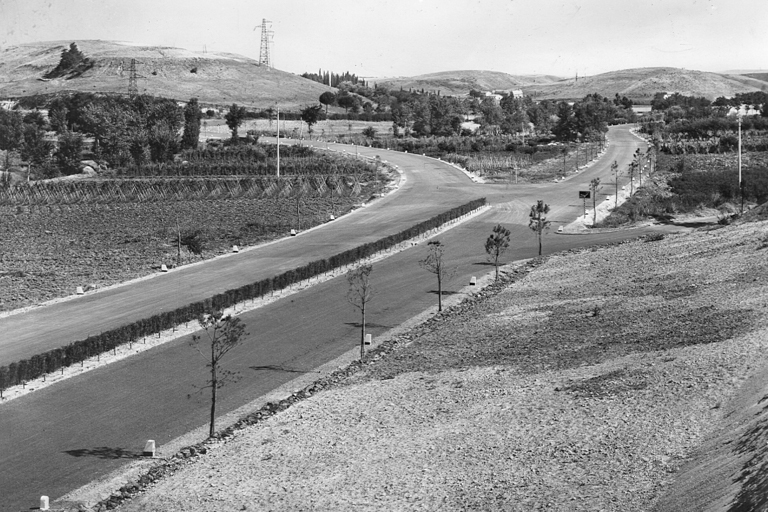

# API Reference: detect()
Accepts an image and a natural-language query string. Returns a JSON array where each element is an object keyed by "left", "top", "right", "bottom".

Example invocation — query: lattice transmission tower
[
  {"left": 128, "top": 58, "right": 139, "bottom": 96},
  {"left": 255, "top": 19, "right": 274, "bottom": 68}
]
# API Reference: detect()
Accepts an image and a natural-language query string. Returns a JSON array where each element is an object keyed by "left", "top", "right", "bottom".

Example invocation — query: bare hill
[
  {"left": 372, "top": 70, "right": 561, "bottom": 96},
  {"left": 0, "top": 40, "right": 334, "bottom": 109},
  {"left": 522, "top": 67, "right": 768, "bottom": 103}
]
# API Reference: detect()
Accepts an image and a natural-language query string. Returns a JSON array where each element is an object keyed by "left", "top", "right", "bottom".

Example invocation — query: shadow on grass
[
  {"left": 64, "top": 447, "right": 141, "bottom": 460},
  {"left": 427, "top": 290, "right": 460, "bottom": 296}
]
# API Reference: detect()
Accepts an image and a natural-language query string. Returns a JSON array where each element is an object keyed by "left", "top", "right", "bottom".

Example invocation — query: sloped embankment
[{"left": 109, "top": 220, "right": 768, "bottom": 511}]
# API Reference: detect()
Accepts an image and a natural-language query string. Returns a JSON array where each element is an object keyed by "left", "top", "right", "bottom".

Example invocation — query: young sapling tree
[
  {"left": 190, "top": 311, "right": 247, "bottom": 438},
  {"left": 346, "top": 264, "right": 374, "bottom": 360},
  {"left": 528, "top": 200, "right": 551, "bottom": 256},
  {"left": 420, "top": 240, "right": 457, "bottom": 312},
  {"left": 485, "top": 224, "right": 512, "bottom": 281}
]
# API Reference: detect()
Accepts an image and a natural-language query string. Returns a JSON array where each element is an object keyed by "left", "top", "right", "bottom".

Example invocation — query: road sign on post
[{"left": 579, "top": 191, "right": 590, "bottom": 216}]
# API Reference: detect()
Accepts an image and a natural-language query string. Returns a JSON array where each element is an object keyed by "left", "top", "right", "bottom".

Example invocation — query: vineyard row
[{"left": 0, "top": 175, "right": 372, "bottom": 205}]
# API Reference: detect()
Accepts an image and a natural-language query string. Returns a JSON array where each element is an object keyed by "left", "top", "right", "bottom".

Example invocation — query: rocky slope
[
  {"left": 59, "top": 214, "right": 768, "bottom": 512},
  {"left": 0, "top": 40, "right": 334, "bottom": 109}
]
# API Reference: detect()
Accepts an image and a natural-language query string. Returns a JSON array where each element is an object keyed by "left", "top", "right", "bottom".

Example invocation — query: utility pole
[
  {"left": 611, "top": 161, "right": 619, "bottom": 209},
  {"left": 276, "top": 107, "right": 280, "bottom": 177},
  {"left": 738, "top": 112, "right": 743, "bottom": 214}
]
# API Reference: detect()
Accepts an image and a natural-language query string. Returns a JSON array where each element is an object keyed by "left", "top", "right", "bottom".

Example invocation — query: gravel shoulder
[{"left": 82, "top": 218, "right": 768, "bottom": 512}]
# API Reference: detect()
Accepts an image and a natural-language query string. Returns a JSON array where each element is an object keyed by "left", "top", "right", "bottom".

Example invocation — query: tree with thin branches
[
  {"left": 420, "top": 240, "right": 457, "bottom": 312},
  {"left": 528, "top": 200, "right": 551, "bottom": 256},
  {"left": 485, "top": 224, "right": 511, "bottom": 281},
  {"left": 590, "top": 177, "right": 601, "bottom": 225},
  {"left": 190, "top": 311, "right": 247, "bottom": 438},
  {"left": 346, "top": 264, "right": 374, "bottom": 360}
]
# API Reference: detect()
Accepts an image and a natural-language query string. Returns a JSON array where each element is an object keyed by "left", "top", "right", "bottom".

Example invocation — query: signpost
[{"left": 579, "top": 190, "right": 590, "bottom": 217}]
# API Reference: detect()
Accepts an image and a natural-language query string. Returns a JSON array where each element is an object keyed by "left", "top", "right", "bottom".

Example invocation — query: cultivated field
[{"left": 0, "top": 145, "right": 390, "bottom": 312}]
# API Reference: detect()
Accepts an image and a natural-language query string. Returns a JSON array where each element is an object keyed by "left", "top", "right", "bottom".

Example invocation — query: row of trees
[
  {"left": 348, "top": 198, "right": 551, "bottom": 362},
  {"left": 0, "top": 198, "right": 486, "bottom": 394},
  {"left": 301, "top": 70, "right": 367, "bottom": 88},
  {"left": 1, "top": 93, "right": 206, "bottom": 178}
]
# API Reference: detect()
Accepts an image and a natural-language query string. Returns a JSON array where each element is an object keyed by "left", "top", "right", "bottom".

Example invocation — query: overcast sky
[{"left": 1, "top": 0, "right": 765, "bottom": 79}]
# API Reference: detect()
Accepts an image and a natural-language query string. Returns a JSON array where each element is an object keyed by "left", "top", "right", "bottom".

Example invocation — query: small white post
[
  {"left": 232, "top": 245, "right": 239, "bottom": 253},
  {"left": 75, "top": 286, "right": 84, "bottom": 295},
  {"left": 143, "top": 439, "right": 156, "bottom": 457},
  {"left": 160, "top": 264, "right": 169, "bottom": 272},
  {"left": 40, "top": 496, "right": 50, "bottom": 510},
  {"left": 470, "top": 276, "right": 477, "bottom": 286},
  {"left": 364, "top": 334, "right": 372, "bottom": 346}
]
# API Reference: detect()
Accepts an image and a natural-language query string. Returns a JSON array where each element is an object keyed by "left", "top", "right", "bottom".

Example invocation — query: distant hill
[
  {"left": 0, "top": 40, "right": 335, "bottom": 109},
  {"left": 521, "top": 67, "right": 768, "bottom": 103},
  {"left": 371, "top": 70, "right": 561, "bottom": 96},
  {"left": 740, "top": 73, "right": 768, "bottom": 83}
]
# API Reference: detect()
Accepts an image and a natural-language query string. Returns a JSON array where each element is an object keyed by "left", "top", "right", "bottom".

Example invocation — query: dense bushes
[
  {"left": 0, "top": 198, "right": 486, "bottom": 392},
  {"left": 669, "top": 164, "right": 768, "bottom": 206}
]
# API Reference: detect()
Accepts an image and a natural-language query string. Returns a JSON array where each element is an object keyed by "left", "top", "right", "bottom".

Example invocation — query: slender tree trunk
[
  {"left": 360, "top": 302, "right": 366, "bottom": 360},
  {"left": 437, "top": 273, "right": 443, "bottom": 311},
  {"left": 210, "top": 345, "right": 217, "bottom": 438}
]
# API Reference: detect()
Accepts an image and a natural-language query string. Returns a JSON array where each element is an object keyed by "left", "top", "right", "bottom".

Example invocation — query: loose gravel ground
[{"left": 108, "top": 218, "right": 768, "bottom": 512}]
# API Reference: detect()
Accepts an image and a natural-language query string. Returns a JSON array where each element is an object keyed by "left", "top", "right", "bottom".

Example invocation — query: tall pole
[
  {"left": 738, "top": 113, "right": 743, "bottom": 214},
  {"left": 276, "top": 107, "right": 280, "bottom": 178}
]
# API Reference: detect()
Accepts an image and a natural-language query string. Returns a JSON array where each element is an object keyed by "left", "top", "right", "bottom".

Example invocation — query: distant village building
[
  {"left": 728, "top": 105, "right": 760, "bottom": 116},
  {"left": 0, "top": 99, "right": 17, "bottom": 111},
  {"left": 511, "top": 89, "right": 523, "bottom": 99},
  {"left": 484, "top": 92, "right": 503, "bottom": 104}
]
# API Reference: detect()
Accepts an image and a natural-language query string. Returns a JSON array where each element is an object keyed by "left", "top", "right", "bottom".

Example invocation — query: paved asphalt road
[{"left": 1, "top": 125, "right": 676, "bottom": 510}]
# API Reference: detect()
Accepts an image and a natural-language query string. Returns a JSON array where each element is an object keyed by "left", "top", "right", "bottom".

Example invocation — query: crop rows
[
  {"left": 0, "top": 176, "right": 367, "bottom": 205},
  {"left": 0, "top": 195, "right": 373, "bottom": 312}
]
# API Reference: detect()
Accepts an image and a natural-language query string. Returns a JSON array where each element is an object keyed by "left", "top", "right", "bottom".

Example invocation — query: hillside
[
  {"left": 522, "top": 67, "right": 768, "bottom": 103},
  {"left": 62, "top": 216, "right": 768, "bottom": 511},
  {"left": 0, "top": 40, "right": 334, "bottom": 109},
  {"left": 372, "top": 69, "right": 561, "bottom": 96}
]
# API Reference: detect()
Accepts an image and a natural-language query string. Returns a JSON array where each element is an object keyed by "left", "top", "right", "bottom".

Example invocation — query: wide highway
[{"left": 1, "top": 125, "right": 673, "bottom": 510}]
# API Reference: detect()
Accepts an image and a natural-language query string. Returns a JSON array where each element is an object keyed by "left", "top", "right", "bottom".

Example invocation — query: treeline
[
  {"left": 640, "top": 91, "right": 768, "bottom": 153},
  {"left": 301, "top": 70, "right": 367, "bottom": 88},
  {"left": 1, "top": 92, "right": 201, "bottom": 178},
  {"left": 0, "top": 198, "right": 486, "bottom": 394},
  {"left": 116, "top": 144, "right": 377, "bottom": 178}
]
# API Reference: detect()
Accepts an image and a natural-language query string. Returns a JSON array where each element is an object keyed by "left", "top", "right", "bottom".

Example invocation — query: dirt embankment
[{"left": 61, "top": 218, "right": 768, "bottom": 512}]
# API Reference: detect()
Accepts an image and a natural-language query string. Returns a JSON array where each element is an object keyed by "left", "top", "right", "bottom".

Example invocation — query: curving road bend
[{"left": 0, "top": 125, "right": 676, "bottom": 510}]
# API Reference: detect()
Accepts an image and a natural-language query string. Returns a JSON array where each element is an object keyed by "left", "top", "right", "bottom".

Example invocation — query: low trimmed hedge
[{"left": 0, "top": 198, "right": 486, "bottom": 393}]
